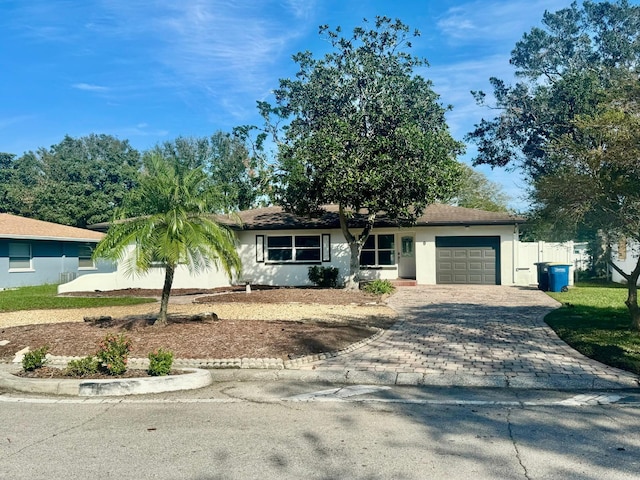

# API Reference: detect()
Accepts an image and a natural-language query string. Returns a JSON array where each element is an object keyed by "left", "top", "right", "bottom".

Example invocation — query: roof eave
[{"left": 0, "top": 235, "right": 102, "bottom": 242}]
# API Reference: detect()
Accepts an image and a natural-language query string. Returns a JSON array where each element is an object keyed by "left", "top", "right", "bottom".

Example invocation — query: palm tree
[{"left": 93, "top": 153, "right": 241, "bottom": 326}]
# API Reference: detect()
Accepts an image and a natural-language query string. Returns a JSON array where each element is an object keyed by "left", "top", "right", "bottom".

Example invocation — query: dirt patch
[
  {"left": 0, "top": 288, "right": 397, "bottom": 363},
  {"left": 16, "top": 366, "right": 185, "bottom": 380}
]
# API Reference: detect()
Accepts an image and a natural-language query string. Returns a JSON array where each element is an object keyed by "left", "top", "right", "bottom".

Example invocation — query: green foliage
[
  {"left": 260, "top": 16, "right": 463, "bottom": 288},
  {"left": 148, "top": 349, "right": 174, "bottom": 376},
  {"left": 467, "top": 1, "right": 640, "bottom": 180},
  {"left": 546, "top": 283, "right": 640, "bottom": 374},
  {"left": 362, "top": 279, "right": 395, "bottom": 295},
  {"left": 149, "top": 132, "right": 270, "bottom": 212},
  {"left": 308, "top": 266, "right": 340, "bottom": 288},
  {"left": 93, "top": 153, "right": 242, "bottom": 325},
  {"left": 0, "top": 134, "right": 141, "bottom": 227},
  {"left": 0, "top": 284, "right": 155, "bottom": 312},
  {"left": 449, "top": 164, "right": 511, "bottom": 212},
  {"left": 21, "top": 345, "right": 49, "bottom": 371},
  {"left": 96, "top": 334, "right": 132, "bottom": 376},
  {"left": 64, "top": 356, "right": 100, "bottom": 377}
]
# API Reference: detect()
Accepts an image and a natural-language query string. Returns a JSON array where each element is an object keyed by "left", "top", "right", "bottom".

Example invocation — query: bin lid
[{"left": 546, "top": 263, "right": 573, "bottom": 266}]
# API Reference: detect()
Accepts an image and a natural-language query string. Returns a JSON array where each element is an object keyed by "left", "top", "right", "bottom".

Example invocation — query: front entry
[{"left": 398, "top": 235, "right": 416, "bottom": 279}]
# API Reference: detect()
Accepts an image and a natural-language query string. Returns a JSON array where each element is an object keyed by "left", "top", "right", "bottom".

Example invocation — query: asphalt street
[{"left": 2, "top": 382, "right": 639, "bottom": 480}]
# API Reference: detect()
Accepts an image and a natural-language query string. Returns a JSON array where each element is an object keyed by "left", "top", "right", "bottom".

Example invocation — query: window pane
[
  {"left": 9, "top": 258, "right": 31, "bottom": 269},
  {"left": 360, "top": 251, "right": 375, "bottom": 266},
  {"left": 296, "top": 249, "right": 321, "bottom": 261},
  {"left": 9, "top": 243, "right": 30, "bottom": 257},
  {"left": 378, "top": 234, "right": 395, "bottom": 250},
  {"left": 268, "top": 236, "right": 292, "bottom": 248},
  {"left": 9, "top": 243, "right": 31, "bottom": 269},
  {"left": 378, "top": 251, "right": 395, "bottom": 265},
  {"left": 363, "top": 236, "right": 375, "bottom": 249},
  {"left": 268, "top": 249, "right": 293, "bottom": 261},
  {"left": 295, "top": 235, "right": 320, "bottom": 248}
]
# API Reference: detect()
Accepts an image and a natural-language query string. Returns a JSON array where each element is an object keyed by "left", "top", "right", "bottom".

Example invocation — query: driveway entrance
[{"left": 299, "top": 285, "right": 640, "bottom": 389}]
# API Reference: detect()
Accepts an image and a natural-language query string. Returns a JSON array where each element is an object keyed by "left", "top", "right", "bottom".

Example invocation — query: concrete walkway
[{"left": 291, "top": 285, "right": 640, "bottom": 389}]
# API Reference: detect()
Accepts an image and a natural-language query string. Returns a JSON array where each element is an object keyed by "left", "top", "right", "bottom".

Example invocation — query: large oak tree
[{"left": 260, "top": 17, "right": 463, "bottom": 288}]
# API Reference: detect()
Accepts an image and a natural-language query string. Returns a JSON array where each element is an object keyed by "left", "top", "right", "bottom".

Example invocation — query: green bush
[
  {"left": 96, "top": 333, "right": 132, "bottom": 375},
  {"left": 65, "top": 356, "right": 100, "bottom": 377},
  {"left": 362, "top": 279, "right": 395, "bottom": 295},
  {"left": 22, "top": 345, "right": 49, "bottom": 371},
  {"left": 308, "top": 266, "right": 340, "bottom": 288},
  {"left": 148, "top": 348, "right": 174, "bottom": 376}
]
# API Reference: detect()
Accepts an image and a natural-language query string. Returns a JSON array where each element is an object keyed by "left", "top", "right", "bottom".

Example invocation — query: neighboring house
[
  {"left": 0, "top": 213, "right": 116, "bottom": 289},
  {"left": 610, "top": 237, "right": 640, "bottom": 285},
  {"left": 60, "top": 204, "right": 526, "bottom": 293}
]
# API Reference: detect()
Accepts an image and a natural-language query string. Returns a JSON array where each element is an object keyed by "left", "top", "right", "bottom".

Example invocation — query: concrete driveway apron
[{"left": 298, "top": 285, "right": 640, "bottom": 389}]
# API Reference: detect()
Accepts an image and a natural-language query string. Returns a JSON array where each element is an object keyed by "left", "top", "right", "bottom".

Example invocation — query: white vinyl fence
[{"left": 515, "top": 241, "right": 575, "bottom": 286}]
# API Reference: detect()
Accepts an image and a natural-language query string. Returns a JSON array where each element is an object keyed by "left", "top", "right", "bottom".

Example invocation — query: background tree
[
  {"left": 260, "top": 17, "right": 463, "bottom": 288},
  {"left": 151, "top": 132, "right": 270, "bottom": 212},
  {"left": 93, "top": 154, "right": 241, "bottom": 326},
  {"left": 467, "top": 0, "right": 640, "bottom": 180},
  {"left": 1, "top": 134, "right": 141, "bottom": 227},
  {"left": 466, "top": 0, "right": 640, "bottom": 330},
  {"left": 449, "top": 164, "right": 511, "bottom": 212},
  {"left": 534, "top": 80, "right": 640, "bottom": 330}
]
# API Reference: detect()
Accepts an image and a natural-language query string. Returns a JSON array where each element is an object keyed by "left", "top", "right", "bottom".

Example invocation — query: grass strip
[
  {"left": 0, "top": 284, "right": 155, "bottom": 312},
  {"left": 546, "top": 282, "right": 640, "bottom": 375}
]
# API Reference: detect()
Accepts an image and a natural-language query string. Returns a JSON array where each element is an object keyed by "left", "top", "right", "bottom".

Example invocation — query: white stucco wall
[
  {"left": 414, "top": 224, "right": 518, "bottom": 285},
  {"left": 58, "top": 245, "right": 234, "bottom": 294},
  {"left": 59, "top": 224, "right": 523, "bottom": 293}
]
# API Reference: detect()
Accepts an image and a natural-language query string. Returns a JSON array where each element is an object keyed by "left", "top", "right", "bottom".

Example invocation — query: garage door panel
[{"left": 435, "top": 236, "right": 500, "bottom": 285}]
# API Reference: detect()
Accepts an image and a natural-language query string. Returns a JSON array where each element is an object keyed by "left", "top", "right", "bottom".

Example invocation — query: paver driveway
[{"left": 299, "top": 285, "right": 640, "bottom": 389}]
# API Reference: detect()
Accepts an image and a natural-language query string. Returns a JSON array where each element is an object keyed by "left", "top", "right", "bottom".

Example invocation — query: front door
[{"left": 398, "top": 235, "right": 416, "bottom": 279}]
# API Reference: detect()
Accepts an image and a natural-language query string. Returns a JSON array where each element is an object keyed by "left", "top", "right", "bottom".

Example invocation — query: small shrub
[
  {"left": 65, "top": 356, "right": 100, "bottom": 377},
  {"left": 96, "top": 333, "right": 132, "bottom": 376},
  {"left": 308, "top": 266, "right": 340, "bottom": 288},
  {"left": 148, "top": 348, "right": 174, "bottom": 376},
  {"left": 362, "top": 279, "right": 395, "bottom": 295},
  {"left": 22, "top": 345, "right": 49, "bottom": 371}
]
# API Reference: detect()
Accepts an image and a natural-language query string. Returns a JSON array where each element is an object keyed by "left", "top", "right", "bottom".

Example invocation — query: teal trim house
[{"left": 0, "top": 213, "right": 115, "bottom": 289}]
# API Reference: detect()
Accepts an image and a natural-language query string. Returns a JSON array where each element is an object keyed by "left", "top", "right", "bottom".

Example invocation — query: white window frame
[
  {"left": 78, "top": 244, "right": 96, "bottom": 269},
  {"left": 9, "top": 242, "right": 33, "bottom": 271}
]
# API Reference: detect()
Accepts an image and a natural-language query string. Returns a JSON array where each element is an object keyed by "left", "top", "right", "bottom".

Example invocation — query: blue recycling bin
[{"left": 547, "top": 264, "right": 572, "bottom": 292}]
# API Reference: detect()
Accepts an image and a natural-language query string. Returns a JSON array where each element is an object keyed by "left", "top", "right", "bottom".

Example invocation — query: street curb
[{"left": 0, "top": 367, "right": 212, "bottom": 396}]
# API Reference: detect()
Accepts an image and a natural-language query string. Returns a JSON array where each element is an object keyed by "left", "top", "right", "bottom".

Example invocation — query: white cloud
[
  {"left": 72, "top": 83, "right": 110, "bottom": 92},
  {"left": 437, "top": 0, "right": 572, "bottom": 43},
  {"left": 0, "top": 114, "right": 36, "bottom": 129}
]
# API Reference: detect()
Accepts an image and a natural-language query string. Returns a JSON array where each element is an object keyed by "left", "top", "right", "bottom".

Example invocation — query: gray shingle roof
[{"left": 220, "top": 204, "right": 523, "bottom": 231}]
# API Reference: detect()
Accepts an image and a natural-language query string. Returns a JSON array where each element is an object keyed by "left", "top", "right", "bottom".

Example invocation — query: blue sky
[{"left": 0, "top": 0, "right": 608, "bottom": 210}]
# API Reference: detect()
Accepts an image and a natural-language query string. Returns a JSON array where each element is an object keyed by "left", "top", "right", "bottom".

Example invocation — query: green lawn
[
  {"left": 0, "top": 284, "right": 156, "bottom": 312},
  {"left": 546, "top": 282, "right": 640, "bottom": 375}
]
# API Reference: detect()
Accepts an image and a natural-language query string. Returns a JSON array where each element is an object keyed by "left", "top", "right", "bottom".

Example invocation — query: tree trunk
[
  {"left": 609, "top": 253, "right": 640, "bottom": 332},
  {"left": 626, "top": 281, "right": 640, "bottom": 332},
  {"left": 155, "top": 264, "right": 175, "bottom": 327},
  {"left": 338, "top": 205, "right": 375, "bottom": 291}
]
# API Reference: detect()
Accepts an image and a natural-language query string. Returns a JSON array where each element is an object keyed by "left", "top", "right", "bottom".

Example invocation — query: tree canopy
[
  {"left": 149, "top": 132, "right": 270, "bottom": 212},
  {"left": 93, "top": 153, "right": 241, "bottom": 326},
  {"left": 449, "top": 165, "right": 511, "bottom": 213},
  {"left": 0, "top": 134, "right": 141, "bottom": 227},
  {"left": 260, "top": 17, "right": 463, "bottom": 288},
  {"left": 467, "top": 0, "right": 640, "bottom": 180}
]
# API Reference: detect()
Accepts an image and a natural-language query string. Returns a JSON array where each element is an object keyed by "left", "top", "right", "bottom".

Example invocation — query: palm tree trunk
[{"left": 155, "top": 264, "right": 175, "bottom": 327}]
